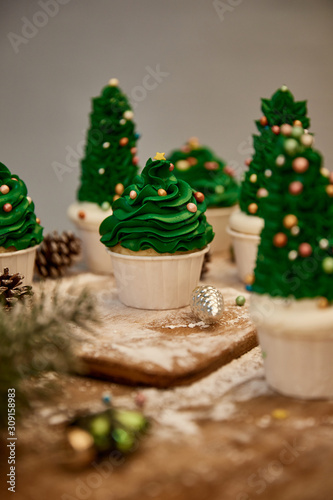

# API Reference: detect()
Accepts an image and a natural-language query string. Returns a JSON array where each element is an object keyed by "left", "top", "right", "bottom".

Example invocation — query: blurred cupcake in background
[
  {"left": 168, "top": 137, "right": 239, "bottom": 253},
  {"left": 68, "top": 79, "right": 140, "bottom": 274}
]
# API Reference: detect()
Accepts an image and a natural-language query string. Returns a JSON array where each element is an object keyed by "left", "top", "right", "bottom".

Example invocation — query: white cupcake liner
[
  {"left": 206, "top": 205, "right": 237, "bottom": 254},
  {"left": 75, "top": 225, "right": 113, "bottom": 275},
  {"left": 250, "top": 294, "right": 333, "bottom": 399},
  {"left": 109, "top": 246, "right": 209, "bottom": 310},
  {"left": 0, "top": 245, "right": 37, "bottom": 285},
  {"left": 227, "top": 227, "right": 260, "bottom": 282},
  {"left": 68, "top": 202, "right": 113, "bottom": 274}
]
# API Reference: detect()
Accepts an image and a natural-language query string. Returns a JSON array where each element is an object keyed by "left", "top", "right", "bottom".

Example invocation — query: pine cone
[
  {"left": 200, "top": 251, "right": 212, "bottom": 279},
  {"left": 0, "top": 268, "right": 33, "bottom": 308},
  {"left": 35, "top": 231, "right": 81, "bottom": 279}
]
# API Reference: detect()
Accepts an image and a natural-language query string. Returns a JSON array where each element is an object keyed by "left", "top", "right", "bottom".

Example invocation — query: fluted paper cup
[
  {"left": 250, "top": 293, "right": 333, "bottom": 399},
  {"left": 68, "top": 202, "right": 112, "bottom": 274},
  {"left": 206, "top": 205, "right": 237, "bottom": 254},
  {"left": 109, "top": 246, "right": 209, "bottom": 310},
  {"left": 227, "top": 210, "right": 264, "bottom": 282},
  {"left": 0, "top": 245, "right": 37, "bottom": 285},
  {"left": 75, "top": 225, "right": 113, "bottom": 274},
  {"left": 227, "top": 227, "right": 260, "bottom": 282}
]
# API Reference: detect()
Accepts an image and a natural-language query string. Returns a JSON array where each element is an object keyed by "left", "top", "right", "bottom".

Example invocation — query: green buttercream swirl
[
  {"left": 100, "top": 157, "right": 214, "bottom": 253},
  {"left": 0, "top": 162, "right": 43, "bottom": 250},
  {"left": 78, "top": 83, "right": 139, "bottom": 207},
  {"left": 252, "top": 132, "right": 333, "bottom": 300},
  {"left": 168, "top": 143, "right": 239, "bottom": 208},
  {"left": 239, "top": 87, "right": 311, "bottom": 216}
]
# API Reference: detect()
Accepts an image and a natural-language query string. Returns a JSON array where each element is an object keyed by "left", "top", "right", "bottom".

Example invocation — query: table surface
[{"left": 2, "top": 253, "right": 333, "bottom": 500}]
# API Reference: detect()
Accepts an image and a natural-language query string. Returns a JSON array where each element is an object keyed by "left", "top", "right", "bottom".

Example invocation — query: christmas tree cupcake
[
  {"left": 100, "top": 153, "right": 214, "bottom": 309},
  {"left": 168, "top": 137, "right": 239, "bottom": 253},
  {"left": 67, "top": 79, "right": 140, "bottom": 274},
  {"left": 250, "top": 128, "right": 333, "bottom": 399},
  {"left": 228, "top": 86, "right": 311, "bottom": 282},
  {"left": 0, "top": 161, "right": 43, "bottom": 284}
]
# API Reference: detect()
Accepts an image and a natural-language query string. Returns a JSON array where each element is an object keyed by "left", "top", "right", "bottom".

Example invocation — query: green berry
[
  {"left": 291, "top": 126, "right": 303, "bottom": 139},
  {"left": 236, "top": 295, "right": 246, "bottom": 306},
  {"left": 322, "top": 257, "right": 333, "bottom": 274},
  {"left": 101, "top": 201, "right": 111, "bottom": 211},
  {"left": 215, "top": 185, "right": 225, "bottom": 194},
  {"left": 284, "top": 138, "right": 299, "bottom": 156}
]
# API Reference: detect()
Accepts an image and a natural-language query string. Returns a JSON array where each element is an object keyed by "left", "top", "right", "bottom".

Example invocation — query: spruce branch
[{"left": 0, "top": 285, "right": 97, "bottom": 429}]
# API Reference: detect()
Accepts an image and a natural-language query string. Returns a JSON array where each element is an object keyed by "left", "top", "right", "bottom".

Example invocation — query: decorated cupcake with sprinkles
[
  {"left": 0, "top": 161, "right": 43, "bottom": 284},
  {"left": 250, "top": 129, "right": 333, "bottom": 399},
  {"left": 100, "top": 152, "right": 214, "bottom": 309},
  {"left": 168, "top": 138, "right": 239, "bottom": 253},
  {"left": 67, "top": 79, "right": 140, "bottom": 274},
  {"left": 228, "top": 86, "right": 312, "bottom": 282}
]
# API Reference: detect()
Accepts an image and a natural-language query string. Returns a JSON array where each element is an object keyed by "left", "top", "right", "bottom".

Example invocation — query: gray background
[{"left": 1, "top": 0, "right": 333, "bottom": 232}]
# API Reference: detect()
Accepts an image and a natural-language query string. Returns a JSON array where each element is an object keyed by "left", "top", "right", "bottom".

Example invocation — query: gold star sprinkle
[{"left": 154, "top": 152, "right": 166, "bottom": 161}]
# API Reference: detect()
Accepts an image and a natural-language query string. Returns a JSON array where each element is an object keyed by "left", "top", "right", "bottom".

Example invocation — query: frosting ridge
[
  {"left": 0, "top": 162, "right": 43, "bottom": 250},
  {"left": 100, "top": 156, "right": 214, "bottom": 253}
]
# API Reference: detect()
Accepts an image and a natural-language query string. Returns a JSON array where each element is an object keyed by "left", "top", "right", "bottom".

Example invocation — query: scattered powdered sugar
[
  {"left": 33, "top": 274, "right": 266, "bottom": 438},
  {"left": 115, "top": 347, "right": 268, "bottom": 438},
  {"left": 77, "top": 284, "right": 256, "bottom": 377},
  {"left": 163, "top": 321, "right": 209, "bottom": 329}
]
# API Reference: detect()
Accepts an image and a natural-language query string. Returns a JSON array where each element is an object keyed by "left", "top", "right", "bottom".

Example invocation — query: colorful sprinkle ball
[
  {"left": 115, "top": 183, "right": 124, "bottom": 195},
  {"left": 0, "top": 185, "right": 10, "bottom": 195},
  {"left": 101, "top": 201, "right": 110, "bottom": 211},
  {"left": 187, "top": 202, "right": 197, "bottom": 213},
  {"left": 271, "top": 409, "right": 289, "bottom": 420},
  {"left": 194, "top": 192, "right": 205, "bottom": 203},
  {"left": 102, "top": 392, "right": 112, "bottom": 405},
  {"left": 236, "top": 295, "right": 246, "bottom": 306},
  {"left": 244, "top": 274, "right": 255, "bottom": 285},
  {"left": 135, "top": 392, "right": 146, "bottom": 408},
  {"left": 3, "top": 203, "right": 12, "bottom": 212},
  {"left": 259, "top": 116, "right": 268, "bottom": 126},
  {"left": 248, "top": 203, "right": 258, "bottom": 214},
  {"left": 318, "top": 297, "right": 329, "bottom": 309}
]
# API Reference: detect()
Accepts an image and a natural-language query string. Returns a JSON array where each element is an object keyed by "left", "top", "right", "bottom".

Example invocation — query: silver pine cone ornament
[{"left": 190, "top": 285, "right": 224, "bottom": 323}]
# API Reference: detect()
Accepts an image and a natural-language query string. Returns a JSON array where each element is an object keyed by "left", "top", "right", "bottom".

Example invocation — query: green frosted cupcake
[
  {"left": 168, "top": 138, "right": 239, "bottom": 253},
  {"left": 100, "top": 153, "right": 213, "bottom": 309},
  {"left": 0, "top": 161, "right": 43, "bottom": 284}
]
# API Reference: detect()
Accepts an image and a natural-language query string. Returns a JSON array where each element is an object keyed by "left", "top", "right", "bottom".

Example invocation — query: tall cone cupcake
[
  {"left": 228, "top": 86, "right": 311, "bottom": 282},
  {"left": 250, "top": 129, "right": 333, "bottom": 399},
  {"left": 68, "top": 78, "right": 140, "bottom": 274},
  {"left": 100, "top": 153, "right": 214, "bottom": 309}
]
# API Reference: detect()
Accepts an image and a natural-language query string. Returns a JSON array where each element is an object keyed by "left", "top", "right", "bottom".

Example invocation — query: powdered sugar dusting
[
  {"left": 117, "top": 347, "right": 268, "bottom": 438},
  {"left": 164, "top": 321, "right": 209, "bottom": 329},
  {"left": 74, "top": 282, "right": 257, "bottom": 384}
]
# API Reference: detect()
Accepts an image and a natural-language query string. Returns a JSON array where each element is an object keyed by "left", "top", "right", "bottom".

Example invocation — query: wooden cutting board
[{"left": 75, "top": 275, "right": 258, "bottom": 388}]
